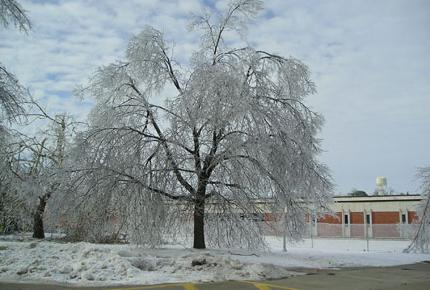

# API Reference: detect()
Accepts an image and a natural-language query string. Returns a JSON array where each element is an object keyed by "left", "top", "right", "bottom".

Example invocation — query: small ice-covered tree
[
  {"left": 11, "top": 99, "right": 76, "bottom": 239},
  {"left": 72, "top": 0, "right": 332, "bottom": 249},
  {"left": 0, "top": 128, "right": 32, "bottom": 233},
  {"left": 405, "top": 167, "right": 430, "bottom": 253}
]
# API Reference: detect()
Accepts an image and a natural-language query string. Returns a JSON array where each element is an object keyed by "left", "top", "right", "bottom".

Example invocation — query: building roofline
[{"left": 333, "top": 195, "right": 423, "bottom": 203}]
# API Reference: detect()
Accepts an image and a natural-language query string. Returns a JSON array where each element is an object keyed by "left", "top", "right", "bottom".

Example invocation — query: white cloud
[{"left": 248, "top": 0, "right": 430, "bottom": 193}]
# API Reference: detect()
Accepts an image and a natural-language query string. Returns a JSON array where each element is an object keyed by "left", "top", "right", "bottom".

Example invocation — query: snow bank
[
  {"left": 0, "top": 240, "right": 293, "bottom": 285},
  {"left": 0, "top": 236, "right": 429, "bottom": 286}
]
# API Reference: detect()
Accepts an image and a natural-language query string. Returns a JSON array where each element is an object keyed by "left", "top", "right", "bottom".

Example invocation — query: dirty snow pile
[
  {"left": 1, "top": 236, "right": 430, "bottom": 286},
  {"left": 0, "top": 240, "right": 293, "bottom": 285}
]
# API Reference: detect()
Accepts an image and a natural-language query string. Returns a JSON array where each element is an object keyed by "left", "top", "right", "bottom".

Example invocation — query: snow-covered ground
[
  {"left": 258, "top": 236, "right": 430, "bottom": 269},
  {"left": 0, "top": 235, "right": 429, "bottom": 286}
]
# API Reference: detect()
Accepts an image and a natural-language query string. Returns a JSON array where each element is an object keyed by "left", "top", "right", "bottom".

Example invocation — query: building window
[
  {"left": 401, "top": 213, "right": 407, "bottom": 224},
  {"left": 366, "top": 214, "right": 371, "bottom": 224},
  {"left": 344, "top": 214, "right": 349, "bottom": 225}
]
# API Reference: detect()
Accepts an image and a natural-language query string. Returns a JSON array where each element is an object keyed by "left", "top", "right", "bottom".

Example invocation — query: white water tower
[{"left": 376, "top": 176, "right": 387, "bottom": 196}]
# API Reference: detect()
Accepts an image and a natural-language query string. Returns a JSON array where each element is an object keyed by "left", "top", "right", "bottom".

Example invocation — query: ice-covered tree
[
  {"left": 0, "top": 127, "right": 32, "bottom": 233},
  {"left": 0, "top": 66, "right": 27, "bottom": 122},
  {"left": 405, "top": 167, "right": 430, "bottom": 253},
  {"left": 0, "top": 0, "right": 30, "bottom": 122},
  {"left": 0, "top": 0, "right": 31, "bottom": 229},
  {"left": 10, "top": 99, "right": 76, "bottom": 238},
  {"left": 0, "top": 0, "right": 30, "bottom": 32},
  {"left": 72, "top": 0, "right": 332, "bottom": 249}
]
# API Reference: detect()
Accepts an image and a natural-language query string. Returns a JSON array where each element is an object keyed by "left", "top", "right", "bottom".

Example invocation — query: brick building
[{"left": 314, "top": 195, "right": 422, "bottom": 239}]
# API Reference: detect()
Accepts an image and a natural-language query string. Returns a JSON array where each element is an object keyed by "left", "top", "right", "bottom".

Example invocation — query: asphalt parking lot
[{"left": 1, "top": 262, "right": 429, "bottom": 290}]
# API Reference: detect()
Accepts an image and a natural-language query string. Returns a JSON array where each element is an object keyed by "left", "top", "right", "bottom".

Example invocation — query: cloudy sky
[{"left": 1, "top": 0, "right": 429, "bottom": 194}]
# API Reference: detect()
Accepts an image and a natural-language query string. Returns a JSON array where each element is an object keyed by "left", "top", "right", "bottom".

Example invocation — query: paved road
[{"left": 1, "top": 262, "right": 429, "bottom": 290}]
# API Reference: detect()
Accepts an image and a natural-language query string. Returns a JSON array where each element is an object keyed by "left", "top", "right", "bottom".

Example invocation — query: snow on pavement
[{"left": 0, "top": 236, "right": 429, "bottom": 286}]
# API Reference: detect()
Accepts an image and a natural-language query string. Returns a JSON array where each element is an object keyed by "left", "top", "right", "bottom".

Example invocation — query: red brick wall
[
  {"left": 264, "top": 212, "right": 282, "bottom": 222},
  {"left": 316, "top": 211, "right": 417, "bottom": 225},
  {"left": 408, "top": 211, "right": 418, "bottom": 223},
  {"left": 350, "top": 212, "right": 364, "bottom": 224},
  {"left": 372, "top": 212, "right": 399, "bottom": 224},
  {"left": 318, "top": 213, "right": 342, "bottom": 224},
  {"left": 349, "top": 212, "right": 365, "bottom": 237}
]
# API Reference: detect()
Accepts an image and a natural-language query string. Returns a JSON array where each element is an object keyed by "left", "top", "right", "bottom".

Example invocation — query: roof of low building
[{"left": 333, "top": 195, "right": 422, "bottom": 203}]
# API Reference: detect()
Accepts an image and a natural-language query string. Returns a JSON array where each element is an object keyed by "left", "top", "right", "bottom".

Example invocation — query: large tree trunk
[
  {"left": 33, "top": 196, "right": 47, "bottom": 239},
  {"left": 193, "top": 190, "right": 206, "bottom": 249}
]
